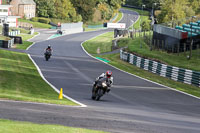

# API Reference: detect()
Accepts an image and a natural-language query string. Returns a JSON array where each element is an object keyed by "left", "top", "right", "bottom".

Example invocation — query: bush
[
  {"left": 50, "top": 18, "right": 69, "bottom": 24},
  {"left": 31, "top": 17, "right": 38, "bottom": 22},
  {"left": 38, "top": 18, "right": 50, "bottom": 24},
  {"left": 18, "top": 28, "right": 30, "bottom": 34}
]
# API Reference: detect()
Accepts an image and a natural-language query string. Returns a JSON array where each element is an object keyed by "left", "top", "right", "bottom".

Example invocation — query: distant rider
[
  {"left": 44, "top": 45, "right": 53, "bottom": 56},
  {"left": 93, "top": 70, "right": 113, "bottom": 93}
]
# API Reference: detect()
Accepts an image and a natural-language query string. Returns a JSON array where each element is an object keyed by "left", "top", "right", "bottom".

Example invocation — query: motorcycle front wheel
[{"left": 45, "top": 55, "right": 49, "bottom": 61}]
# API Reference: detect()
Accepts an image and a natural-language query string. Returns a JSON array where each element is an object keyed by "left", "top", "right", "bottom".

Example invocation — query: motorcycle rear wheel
[
  {"left": 91, "top": 87, "right": 96, "bottom": 100},
  {"left": 96, "top": 89, "right": 103, "bottom": 101}
]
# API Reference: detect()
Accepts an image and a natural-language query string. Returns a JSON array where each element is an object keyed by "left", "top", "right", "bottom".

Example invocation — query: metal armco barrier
[{"left": 120, "top": 50, "right": 200, "bottom": 87}]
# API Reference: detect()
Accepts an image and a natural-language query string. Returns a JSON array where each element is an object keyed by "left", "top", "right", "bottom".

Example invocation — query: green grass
[
  {"left": 83, "top": 32, "right": 114, "bottom": 54},
  {"left": 123, "top": 7, "right": 149, "bottom": 16},
  {"left": 112, "top": 11, "right": 123, "bottom": 23},
  {"left": 122, "top": 7, "right": 150, "bottom": 30},
  {"left": 16, "top": 32, "right": 38, "bottom": 50},
  {"left": 97, "top": 53, "right": 200, "bottom": 97},
  {"left": 125, "top": 37, "right": 200, "bottom": 71},
  {"left": 0, "top": 31, "right": 77, "bottom": 105},
  {"left": 0, "top": 119, "right": 108, "bottom": 133},
  {"left": 82, "top": 31, "right": 200, "bottom": 98},
  {"left": 19, "top": 19, "right": 52, "bottom": 29},
  {"left": 18, "top": 32, "right": 38, "bottom": 41},
  {"left": 16, "top": 41, "right": 33, "bottom": 50},
  {"left": 84, "top": 11, "right": 123, "bottom": 32},
  {"left": 0, "top": 50, "right": 77, "bottom": 105},
  {"left": 0, "top": 35, "right": 11, "bottom": 41},
  {"left": 0, "top": 49, "right": 77, "bottom": 105}
]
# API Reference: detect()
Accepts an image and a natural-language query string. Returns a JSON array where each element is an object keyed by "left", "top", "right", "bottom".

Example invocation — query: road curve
[{"left": 0, "top": 9, "right": 200, "bottom": 133}]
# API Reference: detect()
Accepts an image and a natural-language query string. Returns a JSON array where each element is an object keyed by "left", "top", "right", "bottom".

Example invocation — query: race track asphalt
[{"left": 0, "top": 9, "right": 200, "bottom": 133}]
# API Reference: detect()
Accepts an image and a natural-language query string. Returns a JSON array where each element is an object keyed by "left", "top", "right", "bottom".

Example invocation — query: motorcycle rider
[
  {"left": 44, "top": 45, "right": 53, "bottom": 56},
  {"left": 93, "top": 70, "right": 113, "bottom": 93}
]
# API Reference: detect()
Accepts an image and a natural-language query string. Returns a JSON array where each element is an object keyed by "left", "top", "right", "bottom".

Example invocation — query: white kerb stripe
[
  {"left": 136, "top": 57, "right": 141, "bottom": 67},
  {"left": 152, "top": 61, "right": 158, "bottom": 73},
  {"left": 144, "top": 59, "right": 149, "bottom": 70},
  {"left": 129, "top": 54, "right": 134, "bottom": 64},
  {"left": 28, "top": 54, "right": 87, "bottom": 107}
]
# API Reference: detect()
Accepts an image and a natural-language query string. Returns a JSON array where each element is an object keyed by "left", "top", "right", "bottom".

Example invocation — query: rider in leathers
[
  {"left": 93, "top": 70, "right": 113, "bottom": 93},
  {"left": 45, "top": 45, "right": 53, "bottom": 55}
]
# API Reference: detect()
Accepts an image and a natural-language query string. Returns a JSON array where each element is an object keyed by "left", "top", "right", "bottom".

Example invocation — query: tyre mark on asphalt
[{"left": 64, "top": 61, "right": 93, "bottom": 83}]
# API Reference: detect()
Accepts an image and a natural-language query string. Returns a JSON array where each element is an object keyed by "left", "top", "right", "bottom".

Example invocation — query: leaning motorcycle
[
  {"left": 44, "top": 50, "right": 51, "bottom": 61},
  {"left": 92, "top": 77, "right": 108, "bottom": 101}
]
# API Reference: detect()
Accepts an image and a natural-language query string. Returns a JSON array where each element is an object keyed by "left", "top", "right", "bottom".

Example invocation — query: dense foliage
[
  {"left": 158, "top": 0, "right": 200, "bottom": 24},
  {"left": 32, "top": 0, "right": 125, "bottom": 23},
  {"left": 125, "top": 0, "right": 160, "bottom": 9},
  {"left": 33, "top": 0, "right": 82, "bottom": 22},
  {"left": 126, "top": 0, "right": 200, "bottom": 24}
]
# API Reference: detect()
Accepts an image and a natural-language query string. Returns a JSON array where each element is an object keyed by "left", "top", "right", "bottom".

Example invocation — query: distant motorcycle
[
  {"left": 44, "top": 50, "right": 51, "bottom": 61},
  {"left": 92, "top": 77, "right": 109, "bottom": 101}
]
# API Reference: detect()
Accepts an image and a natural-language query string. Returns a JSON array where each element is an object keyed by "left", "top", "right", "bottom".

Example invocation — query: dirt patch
[{"left": 97, "top": 47, "right": 100, "bottom": 54}]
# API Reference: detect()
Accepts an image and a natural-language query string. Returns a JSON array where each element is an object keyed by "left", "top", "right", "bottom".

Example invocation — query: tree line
[
  {"left": 126, "top": 0, "right": 200, "bottom": 24},
  {"left": 33, "top": 0, "right": 125, "bottom": 23}
]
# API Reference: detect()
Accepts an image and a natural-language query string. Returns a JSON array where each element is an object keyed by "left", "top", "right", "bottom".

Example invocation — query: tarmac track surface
[{"left": 1, "top": 9, "right": 200, "bottom": 133}]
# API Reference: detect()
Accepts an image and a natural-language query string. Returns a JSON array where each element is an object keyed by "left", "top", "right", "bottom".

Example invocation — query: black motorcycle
[
  {"left": 92, "top": 77, "right": 109, "bottom": 101},
  {"left": 44, "top": 50, "right": 51, "bottom": 61}
]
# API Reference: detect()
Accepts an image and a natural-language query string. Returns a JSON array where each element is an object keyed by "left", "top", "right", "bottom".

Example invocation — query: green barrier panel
[
  {"left": 49, "top": 34, "right": 62, "bottom": 39},
  {"left": 148, "top": 60, "right": 153, "bottom": 71},
  {"left": 178, "top": 69, "right": 185, "bottom": 82},
  {"left": 96, "top": 57, "right": 110, "bottom": 63},
  {"left": 51, "top": 26, "right": 57, "bottom": 29},
  {"left": 182, "top": 24, "right": 190, "bottom": 28},
  {"left": 166, "top": 66, "right": 172, "bottom": 78},
  {"left": 175, "top": 26, "right": 183, "bottom": 30},
  {"left": 133, "top": 56, "right": 137, "bottom": 65},
  {"left": 121, "top": 51, "right": 200, "bottom": 87},
  {"left": 0, "top": 40, "right": 3, "bottom": 47},
  {"left": 140, "top": 58, "right": 145, "bottom": 69},
  {"left": 88, "top": 24, "right": 104, "bottom": 28}
]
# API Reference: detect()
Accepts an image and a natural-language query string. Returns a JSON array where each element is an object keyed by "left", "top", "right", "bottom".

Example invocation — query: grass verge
[
  {"left": 112, "top": 11, "right": 123, "bottom": 23},
  {"left": 0, "top": 29, "right": 77, "bottom": 105},
  {"left": 125, "top": 37, "right": 200, "bottom": 71},
  {"left": 83, "top": 32, "right": 113, "bottom": 54},
  {"left": 122, "top": 7, "right": 150, "bottom": 30},
  {"left": 0, "top": 49, "right": 77, "bottom": 105},
  {"left": 0, "top": 119, "right": 108, "bottom": 133},
  {"left": 16, "top": 32, "right": 38, "bottom": 50},
  {"left": 19, "top": 19, "right": 52, "bottom": 29},
  {"left": 84, "top": 11, "right": 123, "bottom": 32},
  {"left": 82, "top": 32, "right": 200, "bottom": 98}
]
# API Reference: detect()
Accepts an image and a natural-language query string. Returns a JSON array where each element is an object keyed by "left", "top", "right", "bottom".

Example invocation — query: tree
[
  {"left": 141, "top": 20, "right": 151, "bottom": 36},
  {"left": 158, "top": 0, "right": 191, "bottom": 24},
  {"left": 189, "top": 0, "right": 200, "bottom": 14},
  {"left": 34, "top": 0, "right": 81, "bottom": 22},
  {"left": 71, "top": 0, "right": 97, "bottom": 22},
  {"left": 54, "top": 0, "right": 79, "bottom": 21},
  {"left": 34, "top": 0, "right": 56, "bottom": 18}
]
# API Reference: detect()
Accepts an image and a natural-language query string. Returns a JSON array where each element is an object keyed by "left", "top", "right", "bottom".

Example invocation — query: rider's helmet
[
  {"left": 48, "top": 45, "right": 51, "bottom": 49},
  {"left": 106, "top": 70, "right": 112, "bottom": 78}
]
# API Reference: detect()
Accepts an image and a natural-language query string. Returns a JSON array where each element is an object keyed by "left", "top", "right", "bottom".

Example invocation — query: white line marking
[
  {"left": 0, "top": 99, "right": 83, "bottom": 108},
  {"left": 80, "top": 30, "right": 200, "bottom": 101},
  {"left": 26, "top": 32, "right": 40, "bottom": 50},
  {"left": 26, "top": 32, "right": 87, "bottom": 107},
  {"left": 113, "top": 85, "right": 167, "bottom": 90},
  {"left": 28, "top": 54, "right": 87, "bottom": 107}
]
